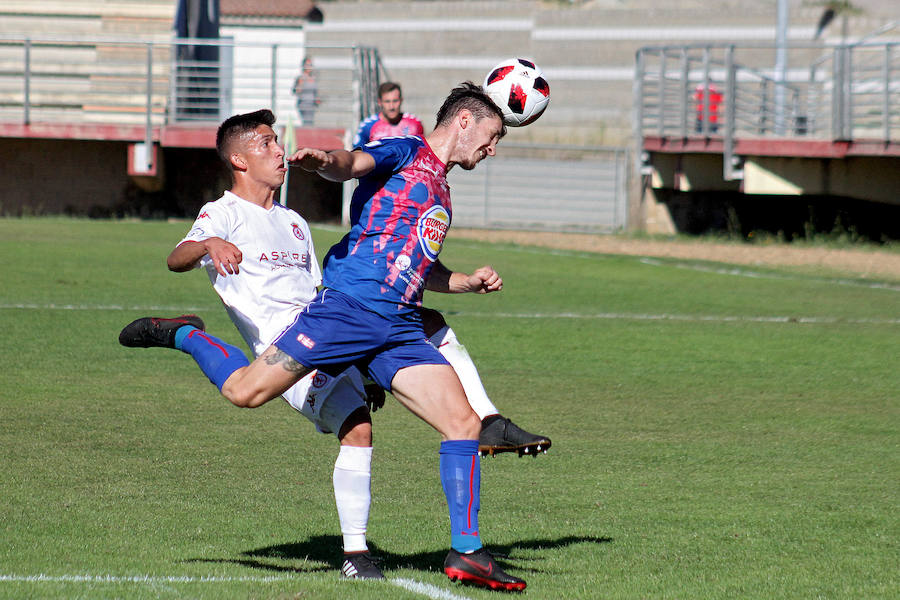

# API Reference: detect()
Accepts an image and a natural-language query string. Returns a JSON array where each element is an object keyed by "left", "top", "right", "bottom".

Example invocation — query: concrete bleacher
[
  {"left": 0, "top": 1, "right": 177, "bottom": 123},
  {"left": 4, "top": 0, "right": 896, "bottom": 145},
  {"left": 0, "top": 1, "right": 175, "bottom": 39}
]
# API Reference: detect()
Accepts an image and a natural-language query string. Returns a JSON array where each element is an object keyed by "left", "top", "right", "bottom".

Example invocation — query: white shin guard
[
  {"left": 333, "top": 445, "right": 373, "bottom": 553},
  {"left": 429, "top": 325, "right": 498, "bottom": 420}
]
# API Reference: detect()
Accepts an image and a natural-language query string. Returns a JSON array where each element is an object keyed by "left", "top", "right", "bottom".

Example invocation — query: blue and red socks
[
  {"left": 439, "top": 439, "right": 482, "bottom": 553},
  {"left": 174, "top": 325, "right": 250, "bottom": 391}
]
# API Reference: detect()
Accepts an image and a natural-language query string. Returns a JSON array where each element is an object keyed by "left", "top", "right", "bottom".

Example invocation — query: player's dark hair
[
  {"left": 435, "top": 81, "right": 506, "bottom": 138},
  {"left": 378, "top": 81, "right": 402, "bottom": 98},
  {"left": 216, "top": 109, "right": 277, "bottom": 165}
]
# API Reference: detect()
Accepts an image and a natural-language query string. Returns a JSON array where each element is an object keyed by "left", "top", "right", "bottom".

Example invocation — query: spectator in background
[
  {"left": 353, "top": 81, "right": 424, "bottom": 146},
  {"left": 293, "top": 56, "right": 320, "bottom": 125},
  {"left": 694, "top": 82, "right": 722, "bottom": 134}
]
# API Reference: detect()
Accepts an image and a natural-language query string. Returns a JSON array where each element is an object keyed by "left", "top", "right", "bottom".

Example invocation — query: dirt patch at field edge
[{"left": 449, "top": 229, "right": 900, "bottom": 282}]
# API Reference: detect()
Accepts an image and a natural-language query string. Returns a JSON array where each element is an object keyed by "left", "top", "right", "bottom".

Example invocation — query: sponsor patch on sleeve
[{"left": 416, "top": 205, "right": 450, "bottom": 262}]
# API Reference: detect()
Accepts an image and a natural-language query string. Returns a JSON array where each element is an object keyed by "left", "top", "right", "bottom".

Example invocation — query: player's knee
[
  {"left": 339, "top": 422, "right": 373, "bottom": 446},
  {"left": 461, "top": 409, "right": 482, "bottom": 438},
  {"left": 242, "top": 394, "right": 269, "bottom": 408},
  {"left": 444, "top": 407, "right": 481, "bottom": 440},
  {"left": 338, "top": 407, "right": 373, "bottom": 445},
  {"left": 222, "top": 382, "right": 266, "bottom": 408}
]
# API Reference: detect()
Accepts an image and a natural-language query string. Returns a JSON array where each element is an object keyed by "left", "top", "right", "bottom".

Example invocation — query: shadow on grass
[
  {"left": 182, "top": 555, "right": 332, "bottom": 575},
  {"left": 185, "top": 534, "right": 612, "bottom": 576}
]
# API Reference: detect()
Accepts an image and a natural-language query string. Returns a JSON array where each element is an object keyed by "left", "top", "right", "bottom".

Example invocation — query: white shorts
[{"left": 282, "top": 366, "right": 367, "bottom": 436}]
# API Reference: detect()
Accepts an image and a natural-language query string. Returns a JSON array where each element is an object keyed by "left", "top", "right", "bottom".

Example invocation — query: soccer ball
[{"left": 483, "top": 58, "right": 550, "bottom": 127}]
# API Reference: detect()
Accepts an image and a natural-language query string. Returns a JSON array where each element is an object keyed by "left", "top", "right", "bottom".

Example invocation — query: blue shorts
[{"left": 273, "top": 288, "right": 449, "bottom": 390}]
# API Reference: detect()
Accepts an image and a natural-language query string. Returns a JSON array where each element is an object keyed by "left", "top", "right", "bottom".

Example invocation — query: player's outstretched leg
[
  {"left": 119, "top": 315, "right": 205, "bottom": 348},
  {"left": 119, "top": 314, "right": 251, "bottom": 392},
  {"left": 479, "top": 415, "right": 552, "bottom": 458},
  {"left": 444, "top": 548, "right": 526, "bottom": 592}
]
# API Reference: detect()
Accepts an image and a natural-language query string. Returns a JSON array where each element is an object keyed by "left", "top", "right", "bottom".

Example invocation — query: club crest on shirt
[
  {"left": 394, "top": 254, "right": 411, "bottom": 271},
  {"left": 291, "top": 222, "right": 305, "bottom": 241},
  {"left": 417, "top": 205, "right": 450, "bottom": 262}
]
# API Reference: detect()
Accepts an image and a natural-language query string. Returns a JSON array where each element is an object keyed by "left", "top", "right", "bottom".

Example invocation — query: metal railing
[
  {"left": 448, "top": 143, "right": 630, "bottom": 233},
  {"left": 0, "top": 35, "right": 386, "bottom": 134},
  {"left": 635, "top": 41, "right": 900, "bottom": 177}
]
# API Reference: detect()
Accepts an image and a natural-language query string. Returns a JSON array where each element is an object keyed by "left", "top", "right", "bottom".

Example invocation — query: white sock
[
  {"left": 333, "top": 445, "right": 373, "bottom": 553},
  {"left": 429, "top": 325, "right": 498, "bottom": 420}
]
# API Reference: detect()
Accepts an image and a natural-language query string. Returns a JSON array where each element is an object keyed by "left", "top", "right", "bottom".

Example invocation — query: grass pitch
[{"left": 0, "top": 217, "right": 897, "bottom": 599}]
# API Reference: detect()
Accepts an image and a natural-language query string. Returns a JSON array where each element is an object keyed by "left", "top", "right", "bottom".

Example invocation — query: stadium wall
[
  {"left": 641, "top": 152, "right": 900, "bottom": 240},
  {"left": 0, "top": 139, "right": 342, "bottom": 221},
  {"left": 0, "top": 138, "right": 132, "bottom": 217}
]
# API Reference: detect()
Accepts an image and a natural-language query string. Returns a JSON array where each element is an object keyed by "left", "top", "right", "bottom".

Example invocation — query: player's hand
[
  {"left": 466, "top": 265, "right": 503, "bottom": 294},
  {"left": 205, "top": 237, "right": 243, "bottom": 276},
  {"left": 287, "top": 148, "right": 330, "bottom": 172},
  {"left": 363, "top": 381, "right": 386, "bottom": 413}
]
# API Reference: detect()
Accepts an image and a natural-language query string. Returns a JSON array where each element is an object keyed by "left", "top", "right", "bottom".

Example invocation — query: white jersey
[{"left": 179, "top": 191, "right": 320, "bottom": 356}]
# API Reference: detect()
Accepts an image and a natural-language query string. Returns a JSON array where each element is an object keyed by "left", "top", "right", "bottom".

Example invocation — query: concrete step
[
  {"left": 315, "top": 1, "right": 537, "bottom": 21},
  {"left": 1, "top": 0, "right": 174, "bottom": 19},
  {"left": 0, "top": 15, "right": 103, "bottom": 37},
  {"left": 0, "top": 0, "right": 175, "bottom": 39}
]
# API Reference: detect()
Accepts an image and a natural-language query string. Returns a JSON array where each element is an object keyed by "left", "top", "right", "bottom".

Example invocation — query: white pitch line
[
  {"left": 392, "top": 578, "right": 474, "bottom": 600},
  {"left": 0, "top": 573, "right": 475, "bottom": 600},
  {"left": 1, "top": 303, "right": 898, "bottom": 325},
  {"left": 638, "top": 257, "right": 900, "bottom": 293},
  {"left": 453, "top": 311, "right": 900, "bottom": 325}
]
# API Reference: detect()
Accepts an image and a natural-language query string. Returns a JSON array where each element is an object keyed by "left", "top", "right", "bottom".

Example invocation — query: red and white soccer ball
[{"left": 483, "top": 58, "right": 550, "bottom": 127}]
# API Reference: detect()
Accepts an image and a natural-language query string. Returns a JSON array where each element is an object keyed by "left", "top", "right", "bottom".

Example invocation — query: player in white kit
[{"left": 158, "top": 109, "right": 549, "bottom": 579}]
